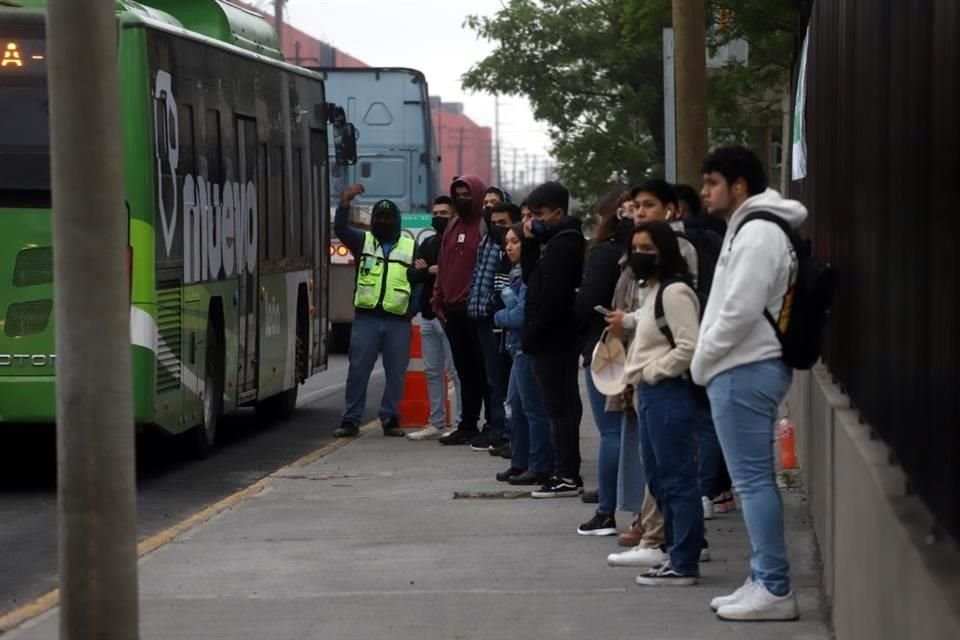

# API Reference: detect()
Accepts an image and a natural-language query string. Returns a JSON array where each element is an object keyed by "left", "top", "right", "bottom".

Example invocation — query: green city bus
[{"left": 0, "top": 0, "right": 355, "bottom": 455}]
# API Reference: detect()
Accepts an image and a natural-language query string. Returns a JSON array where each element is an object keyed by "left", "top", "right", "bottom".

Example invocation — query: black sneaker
[
  {"left": 634, "top": 562, "right": 698, "bottom": 586},
  {"left": 581, "top": 489, "right": 599, "bottom": 504},
  {"left": 495, "top": 466, "right": 525, "bottom": 482},
  {"left": 470, "top": 430, "right": 497, "bottom": 452},
  {"left": 333, "top": 420, "right": 359, "bottom": 438},
  {"left": 438, "top": 426, "right": 479, "bottom": 446},
  {"left": 531, "top": 476, "right": 582, "bottom": 499},
  {"left": 488, "top": 440, "right": 511, "bottom": 458},
  {"left": 577, "top": 512, "right": 617, "bottom": 536},
  {"left": 507, "top": 470, "right": 551, "bottom": 486},
  {"left": 381, "top": 417, "right": 405, "bottom": 438}
]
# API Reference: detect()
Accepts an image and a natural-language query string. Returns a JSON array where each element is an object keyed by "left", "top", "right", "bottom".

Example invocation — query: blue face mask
[{"left": 531, "top": 219, "right": 549, "bottom": 238}]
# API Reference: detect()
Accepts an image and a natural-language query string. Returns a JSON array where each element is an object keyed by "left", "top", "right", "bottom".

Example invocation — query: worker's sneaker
[
  {"left": 713, "top": 490, "right": 738, "bottom": 514},
  {"left": 407, "top": 425, "right": 445, "bottom": 441},
  {"left": 715, "top": 583, "right": 799, "bottom": 621},
  {"left": 635, "top": 562, "right": 698, "bottom": 587},
  {"left": 577, "top": 512, "right": 617, "bottom": 536},
  {"left": 333, "top": 420, "right": 359, "bottom": 438},
  {"left": 381, "top": 417, "right": 405, "bottom": 438}
]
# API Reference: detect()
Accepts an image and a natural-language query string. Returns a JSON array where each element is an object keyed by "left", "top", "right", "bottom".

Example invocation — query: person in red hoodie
[{"left": 432, "top": 175, "right": 489, "bottom": 445}]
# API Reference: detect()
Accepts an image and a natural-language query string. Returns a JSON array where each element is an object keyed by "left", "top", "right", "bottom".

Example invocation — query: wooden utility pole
[{"left": 672, "top": 0, "right": 708, "bottom": 186}]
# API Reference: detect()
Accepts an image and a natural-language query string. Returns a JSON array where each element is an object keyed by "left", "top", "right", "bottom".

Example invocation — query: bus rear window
[{"left": 0, "top": 36, "right": 50, "bottom": 207}]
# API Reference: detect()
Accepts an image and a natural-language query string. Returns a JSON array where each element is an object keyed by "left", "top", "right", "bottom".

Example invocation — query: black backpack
[
  {"left": 675, "top": 227, "right": 722, "bottom": 311},
  {"left": 654, "top": 278, "right": 710, "bottom": 408},
  {"left": 734, "top": 212, "right": 837, "bottom": 370}
]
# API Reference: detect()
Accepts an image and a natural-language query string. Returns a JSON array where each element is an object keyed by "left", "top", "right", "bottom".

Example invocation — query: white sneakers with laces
[
  {"left": 406, "top": 425, "right": 445, "bottom": 441},
  {"left": 713, "top": 578, "right": 799, "bottom": 621},
  {"left": 606, "top": 545, "right": 667, "bottom": 568}
]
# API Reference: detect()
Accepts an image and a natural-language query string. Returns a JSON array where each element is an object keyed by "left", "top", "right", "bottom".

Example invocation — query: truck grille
[
  {"left": 5, "top": 299, "right": 53, "bottom": 337},
  {"left": 13, "top": 247, "right": 54, "bottom": 287},
  {"left": 156, "top": 287, "right": 182, "bottom": 393}
]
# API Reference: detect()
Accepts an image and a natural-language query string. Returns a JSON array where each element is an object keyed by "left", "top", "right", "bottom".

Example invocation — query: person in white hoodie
[{"left": 691, "top": 146, "right": 808, "bottom": 622}]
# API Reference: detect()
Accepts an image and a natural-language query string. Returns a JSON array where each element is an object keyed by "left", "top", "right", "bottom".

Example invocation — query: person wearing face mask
[
  {"left": 405, "top": 196, "right": 463, "bottom": 441},
  {"left": 466, "top": 196, "right": 522, "bottom": 453},
  {"left": 431, "top": 175, "right": 491, "bottom": 446},
  {"left": 332, "top": 184, "right": 415, "bottom": 439},
  {"left": 572, "top": 188, "right": 634, "bottom": 534},
  {"left": 605, "top": 221, "right": 704, "bottom": 587},
  {"left": 521, "top": 181, "right": 587, "bottom": 499}
]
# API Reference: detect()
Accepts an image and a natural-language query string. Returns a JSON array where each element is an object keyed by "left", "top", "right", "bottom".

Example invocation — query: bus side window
[
  {"left": 206, "top": 109, "right": 222, "bottom": 185},
  {"left": 291, "top": 148, "right": 304, "bottom": 258},
  {"left": 268, "top": 145, "right": 284, "bottom": 259}
]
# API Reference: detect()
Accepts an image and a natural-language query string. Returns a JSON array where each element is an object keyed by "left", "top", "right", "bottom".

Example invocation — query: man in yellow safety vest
[{"left": 333, "top": 183, "right": 414, "bottom": 438}]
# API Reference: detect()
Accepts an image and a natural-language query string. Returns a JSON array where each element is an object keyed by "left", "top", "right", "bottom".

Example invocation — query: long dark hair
[
  {"left": 633, "top": 221, "right": 691, "bottom": 283},
  {"left": 589, "top": 187, "right": 630, "bottom": 248}
]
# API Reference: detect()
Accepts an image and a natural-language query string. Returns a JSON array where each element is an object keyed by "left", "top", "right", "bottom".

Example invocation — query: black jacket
[
  {"left": 521, "top": 216, "right": 585, "bottom": 355},
  {"left": 407, "top": 233, "right": 441, "bottom": 320},
  {"left": 575, "top": 238, "right": 624, "bottom": 365}
]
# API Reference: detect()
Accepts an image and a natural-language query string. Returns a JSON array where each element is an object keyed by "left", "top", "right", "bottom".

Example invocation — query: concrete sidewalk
[{"left": 10, "top": 388, "right": 831, "bottom": 639}]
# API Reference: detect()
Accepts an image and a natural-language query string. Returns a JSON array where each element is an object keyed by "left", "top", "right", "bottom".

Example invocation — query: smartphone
[{"left": 594, "top": 305, "right": 611, "bottom": 315}]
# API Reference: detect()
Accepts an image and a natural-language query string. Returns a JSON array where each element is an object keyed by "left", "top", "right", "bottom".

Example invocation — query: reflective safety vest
[{"left": 353, "top": 232, "right": 415, "bottom": 316}]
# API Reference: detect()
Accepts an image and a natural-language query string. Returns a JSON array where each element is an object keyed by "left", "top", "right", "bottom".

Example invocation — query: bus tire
[{"left": 189, "top": 316, "right": 223, "bottom": 458}]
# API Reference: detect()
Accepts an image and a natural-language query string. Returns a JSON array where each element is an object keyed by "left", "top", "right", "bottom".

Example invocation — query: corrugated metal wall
[{"left": 793, "top": 0, "right": 960, "bottom": 540}]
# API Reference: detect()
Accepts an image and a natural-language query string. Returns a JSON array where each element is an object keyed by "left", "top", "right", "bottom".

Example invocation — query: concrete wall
[{"left": 787, "top": 366, "right": 960, "bottom": 640}]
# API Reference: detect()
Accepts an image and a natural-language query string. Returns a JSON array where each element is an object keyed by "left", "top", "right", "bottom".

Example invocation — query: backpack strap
[
  {"left": 653, "top": 278, "right": 690, "bottom": 349},
  {"left": 732, "top": 211, "right": 799, "bottom": 339}
]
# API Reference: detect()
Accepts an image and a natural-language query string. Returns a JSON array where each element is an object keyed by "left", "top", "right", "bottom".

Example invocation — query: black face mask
[
  {"left": 372, "top": 220, "right": 395, "bottom": 243},
  {"left": 455, "top": 198, "right": 473, "bottom": 216},
  {"left": 628, "top": 252, "right": 658, "bottom": 281},
  {"left": 482, "top": 205, "right": 493, "bottom": 222},
  {"left": 489, "top": 224, "right": 506, "bottom": 244},
  {"left": 431, "top": 215, "right": 449, "bottom": 234}
]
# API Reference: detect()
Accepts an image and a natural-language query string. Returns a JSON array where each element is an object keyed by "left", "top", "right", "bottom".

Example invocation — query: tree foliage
[{"left": 463, "top": 0, "right": 801, "bottom": 209}]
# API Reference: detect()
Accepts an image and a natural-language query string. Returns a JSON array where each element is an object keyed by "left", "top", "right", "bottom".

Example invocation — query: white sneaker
[
  {"left": 710, "top": 577, "right": 755, "bottom": 611},
  {"left": 607, "top": 545, "right": 667, "bottom": 568},
  {"left": 702, "top": 496, "right": 715, "bottom": 520},
  {"left": 716, "top": 582, "right": 799, "bottom": 621},
  {"left": 406, "top": 425, "right": 444, "bottom": 441}
]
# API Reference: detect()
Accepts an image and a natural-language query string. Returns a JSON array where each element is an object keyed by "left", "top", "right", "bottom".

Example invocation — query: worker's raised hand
[{"left": 340, "top": 183, "right": 365, "bottom": 206}]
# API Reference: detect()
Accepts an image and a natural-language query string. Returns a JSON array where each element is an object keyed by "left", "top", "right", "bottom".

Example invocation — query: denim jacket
[{"left": 493, "top": 265, "right": 525, "bottom": 356}]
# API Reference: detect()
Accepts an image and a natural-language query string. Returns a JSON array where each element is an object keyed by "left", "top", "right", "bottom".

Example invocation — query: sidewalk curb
[{"left": 0, "top": 419, "right": 380, "bottom": 634}]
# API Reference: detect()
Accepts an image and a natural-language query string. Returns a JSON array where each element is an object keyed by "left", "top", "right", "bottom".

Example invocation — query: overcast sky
[{"left": 285, "top": 0, "right": 553, "bottom": 175}]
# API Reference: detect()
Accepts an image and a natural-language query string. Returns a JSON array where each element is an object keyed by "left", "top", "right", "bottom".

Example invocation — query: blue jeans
[
  {"left": 342, "top": 312, "right": 411, "bottom": 424},
  {"left": 420, "top": 317, "right": 462, "bottom": 428},
  {"left": 617, "top": 409, "right": 645, "bottom": 513},
  {"left": 476, "top": 318, "right": 508, "bottom": 436},
  {"left": 694, "top": 404, "right": 726, "bottom": 499},
  {"left": 507, "top": 352, "right": 552, "bottom": 473},
  {"left": 637, "top": 378, "right": 704, "bottom": 576},
  {"left": 707, "top": 358, "right": 793, "bottom": 596},
  {"left": 584, "top": 368, "right": 622, "bottom": 516}
]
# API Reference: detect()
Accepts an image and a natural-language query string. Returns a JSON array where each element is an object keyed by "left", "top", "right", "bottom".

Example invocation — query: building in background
[{"left": 430, "top": 98, "right": 493, "bottom": 193}]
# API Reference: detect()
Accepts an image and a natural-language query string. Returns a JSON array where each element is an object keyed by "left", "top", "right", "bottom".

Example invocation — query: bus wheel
[{"left": 189, "top": 320, "right": 223, "bottom": 458}]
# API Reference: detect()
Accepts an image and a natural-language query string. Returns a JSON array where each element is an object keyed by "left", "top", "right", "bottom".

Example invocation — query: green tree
[
  {"left": 463, "top": 0, "right": 802, "bottom": 210},
  {"left": 462, "top": 0, "right": 672, "bottom": 210}
]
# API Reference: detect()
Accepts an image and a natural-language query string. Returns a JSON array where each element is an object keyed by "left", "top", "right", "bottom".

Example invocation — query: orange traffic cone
[
  {"left": 777, "top": 416, "right": 798, "bottom": 470},
  {"left": 398, "top": 322, "right": 429, "bottom": 428}
]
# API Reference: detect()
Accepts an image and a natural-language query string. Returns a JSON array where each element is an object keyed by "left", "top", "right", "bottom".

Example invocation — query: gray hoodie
[{"left": 690, "top": 188, "right": 808, "bottom": 385}]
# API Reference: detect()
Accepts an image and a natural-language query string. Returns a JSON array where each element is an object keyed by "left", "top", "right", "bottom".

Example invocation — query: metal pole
[
  {"left": 494, "top": 95, "right": 502, "bottom": 187},
  {"left": 672, "top": 0, "right": 708, "bottom": 186},
  {"left": 662, "top": 27, "right": 677, "bottom": 184},
  {"left": 274, "top": 0, "right": 284, "bottom": 52},
  {"left": 47, "top": 0, "right": 139, "bottom": 638}
]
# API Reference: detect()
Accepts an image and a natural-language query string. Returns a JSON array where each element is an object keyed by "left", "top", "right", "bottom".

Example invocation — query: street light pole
[
  {"left": 47, "top": 0, "right": 139, "bottom": 638},
  {"left": 672, "top": 0, "right": 709, "bottom": 186}
]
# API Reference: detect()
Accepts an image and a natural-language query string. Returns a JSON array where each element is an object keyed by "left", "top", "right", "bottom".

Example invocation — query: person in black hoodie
[
  {"left": 573, "top": 188, "right": 634, "bottom": 533},
  {"left": 521, "top": 181, "right": 587, "bottom": 498}
]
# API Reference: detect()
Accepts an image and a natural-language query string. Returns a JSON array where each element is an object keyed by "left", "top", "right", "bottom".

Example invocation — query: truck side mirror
[{"left": 333, "top": 122, "right": 357, "bottom": 166}]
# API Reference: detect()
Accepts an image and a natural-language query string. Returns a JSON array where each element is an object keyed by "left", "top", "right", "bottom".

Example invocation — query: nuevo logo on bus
[{"left": 154, "top": 70, "right": 258, "bottom": 284}]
